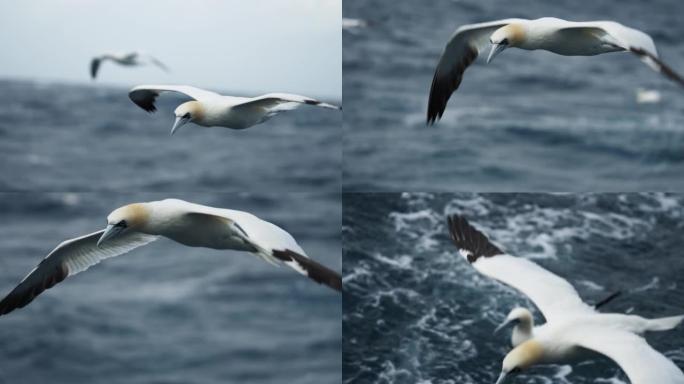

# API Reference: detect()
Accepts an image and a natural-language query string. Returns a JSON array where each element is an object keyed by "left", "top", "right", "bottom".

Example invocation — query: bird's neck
[{"left": 512, "top": 319, "right": 534, "bottom": 346}]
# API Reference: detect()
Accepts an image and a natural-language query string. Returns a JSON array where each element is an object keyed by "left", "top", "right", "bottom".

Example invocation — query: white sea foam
[{"left": 372, "top": 252, "right": 413, "bottom": 269}]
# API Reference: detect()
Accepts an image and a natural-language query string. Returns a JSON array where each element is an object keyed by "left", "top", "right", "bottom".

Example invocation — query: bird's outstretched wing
[
  {"left": 137, "top": 53, "right": 170, "bottom": 72},
  {"left": 234, "top": 93, "right": 341, "bottom": 112},
  {"left": 90, "top": 57, "right": 102, "bottom": 79},
  {"left": 427, "top": 19, "right": 525, "bottom": 125},
  {"left": 272, "top": 249, "right": 342, "bottom": 292},
  {"left": 563, "top": 326, "right": 684, "bottom": 384},
  {"left": 558, "top": 22, "right": 684, "bottom": 87},
  {"left": 447, "top": 215, "right": 595, "bottom": 322},
  {"left": 174, "top": 200, "right": 341, "bottom": 292},
  {"left": 0, "top": 231, "right": 157, "bottom": 316},
  {"left": 128, "top": 85, "right": 221, "bottom": 112}
]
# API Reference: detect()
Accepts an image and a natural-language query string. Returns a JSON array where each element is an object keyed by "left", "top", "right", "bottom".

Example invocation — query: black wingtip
[
  {"left": 447, "top": 214, "right": 503, "bottom": 263},
  {"left": 272, "top": 250, "right": 342, "bottom": 292},
  {"left": 0, "top": 263, "right": 68, "bottom": 317},
  {"left": 630, "top": 47, "right": 684, "bottom": 88}
]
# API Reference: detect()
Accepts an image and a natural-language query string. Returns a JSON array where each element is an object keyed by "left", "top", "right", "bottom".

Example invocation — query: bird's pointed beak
[
  {"left": 97, "top": 224, "right": 123, "bottom": 247},
  {"left": 487, "top": 43, "right": 508, "bottom": 64},
  {"left": 495, "top": 371, "right": 508, "bottom": 384},
  {"left": 494, "top": 318, "right": 514, "bottom": 334},
  {"left": 171, "top": 116, "right": 189, "bottom": 136}
]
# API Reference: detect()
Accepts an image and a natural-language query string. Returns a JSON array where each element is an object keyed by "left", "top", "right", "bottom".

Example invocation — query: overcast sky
[{"left": 0, "top": 0, "right": 341, "bottom": 99}]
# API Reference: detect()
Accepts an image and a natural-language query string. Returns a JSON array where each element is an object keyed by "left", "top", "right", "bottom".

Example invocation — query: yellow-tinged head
[
  {"left": 97, "top": 203, "right": 151, "bottom": 246},
  {"left": 171, "top": 101, "right": 205, "bottom": 135},
  {"left": 487, "top": 23, "right": 526, "bottom": 63},
  {"left": 495, "top": 340, "right": 544, "bottom": 384}
]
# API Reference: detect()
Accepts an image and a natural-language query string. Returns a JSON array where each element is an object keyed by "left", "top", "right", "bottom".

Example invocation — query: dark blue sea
[
  {"left": 343, "top": 0, "right": 684, "bottom": 191},
  {"left": 343, "top": 193, "right": 684, "bottom": 383},
  {"left": 0, "top": 79, "right": 342, "bottom": 192},
  {"left": 0, "top": 192, "right": 341, "bottom": 384}
]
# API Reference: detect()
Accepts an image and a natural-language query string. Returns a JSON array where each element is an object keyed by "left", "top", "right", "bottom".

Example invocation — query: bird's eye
[
  {"left": 183, "top": 112, "right": 191, "bottom": 119},
  {"left": 511, "top": 367, "right": 521, "bottom": 374},
  {"left": 501, "top": 38, "right": 509, "bottom": 45},
  {"left": 115, "top": 220, "right": 127, "bottom": 228}
]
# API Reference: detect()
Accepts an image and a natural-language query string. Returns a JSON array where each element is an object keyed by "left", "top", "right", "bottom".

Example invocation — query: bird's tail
[{"left": 646, "top": 314, "right": 684, "bottom": 332}]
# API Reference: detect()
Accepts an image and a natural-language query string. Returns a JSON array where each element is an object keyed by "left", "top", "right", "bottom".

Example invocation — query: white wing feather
[
  {"left": 235, "top": 93, "right": 341, "bottom": 112},
  {"left": 0, "top": 230, "right": 157, "bottom": 315},
  {"left": 564, "top": 326, "right": 684, "bottom": 384},
  {"left": 448, "top": 215, "right": 594, "bottom": 322},
  {"left": 475, "top": 255, "right": 595, "bottom": 321}
]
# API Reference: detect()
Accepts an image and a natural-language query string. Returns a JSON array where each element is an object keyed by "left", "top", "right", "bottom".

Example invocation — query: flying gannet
[
  {"left": 447, "top": 214, "right": 684, "bottom": 384},
  {"left": 90, "top": 51, "right": 168, "bottom": 79},
  {"left": 495, "top": 291, "right": 622, "bottom": 348},
  {"left": 128, "top": 85, "right": 342, "bottom": 135},
  {"left": 0, "top": 199, "right": 341, "bottom": 317},
  {"left": 427, "top": 17, "right": 684, "bottom": 124}
]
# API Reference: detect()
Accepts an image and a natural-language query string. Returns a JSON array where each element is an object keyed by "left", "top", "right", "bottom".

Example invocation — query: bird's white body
[
  {"left": 128, "top": 85, "right": 341, "bottom": 134},
  {"left": 448, "top": 215, "right": 684, "bottom": 384},
  {"left": 187, "top": 95, "right": 276, "bottom": 129},
  {"left": 509, "top": 18, "right": 634, "bottom": 56},
  {"left": 137, "top": 199, "right": 303, "bottom": 254},
  {"left": 511, "top": 321, "right": 533, "bottom": 347}
]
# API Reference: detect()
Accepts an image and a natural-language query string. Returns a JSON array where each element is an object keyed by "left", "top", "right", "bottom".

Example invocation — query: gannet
[
  {"left": 90, "top": 51, "right": 168, "bottom": 79},
  {"left": 0, "top": 199, "right": 341, "bottom": 316},
  {"left": 128, "top": 85, "right": 342, "bottom": 135},
  {"left": 447, "top": 215, "right": 684, "bottom": 384},
  {"left": 496, "top": 291, "right": 622, "bottom": 347},
  {"left": 428, "top": 18, "right": 684, "bottom": 124}
]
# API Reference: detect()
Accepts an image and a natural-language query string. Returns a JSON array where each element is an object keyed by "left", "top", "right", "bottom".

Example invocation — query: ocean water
[
  {"left": 0, "top": 79, "right": 342, "bottom": 192},
  {"left": 343, "top": 0, "right": 684, "bottom": 192},
  {"left": 343, "top": 193, "right": 684, "bottom": 383},
  {"left": 0, "top": 192, "right": 341, "bottom": 384}
]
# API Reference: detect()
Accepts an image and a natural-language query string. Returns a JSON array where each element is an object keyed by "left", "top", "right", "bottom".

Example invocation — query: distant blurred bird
[
  {"left": 0, "top": 198, "right": 342, "bottom": 317},
  {"left": 428, "top": 17, "right": 684, "bottom": 125},
  {"left": 90, "top": 51, "right": 168, "bottom": 79},
  {"left": 128, "top": 84, "right": 342, "bottom": 135}
]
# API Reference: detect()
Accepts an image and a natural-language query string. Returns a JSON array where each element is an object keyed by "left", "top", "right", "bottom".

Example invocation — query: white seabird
[
  {"left": 0, "top": 199, "right": 341, "bottom": 316},
  {"left": 447, "top": 214, "right": 684, "bottom": 384},
  {"left": 90, "top": 51, "right": 168, "bottom": 79},
  {"left": 428, "top": 17, "right": 684, "bottom": 124},
  {"left": 495, "top": 291, "right": 622, "bottom": 348},
  {"left": 128, "top": 85, "right": 342, "bottom": 135}
]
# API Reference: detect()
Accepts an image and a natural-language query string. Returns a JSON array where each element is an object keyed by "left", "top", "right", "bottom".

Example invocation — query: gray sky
[{"left": 0, "top": 0, "right": 341, "bottom": 99}]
